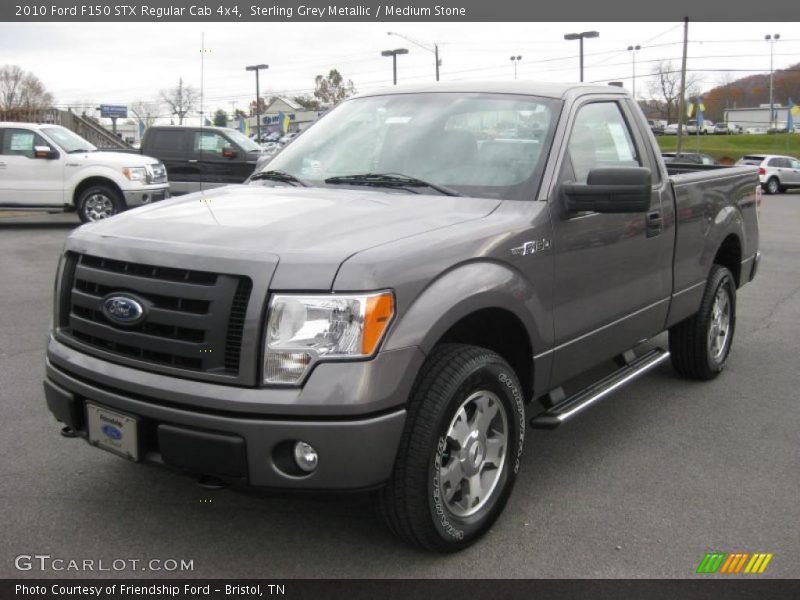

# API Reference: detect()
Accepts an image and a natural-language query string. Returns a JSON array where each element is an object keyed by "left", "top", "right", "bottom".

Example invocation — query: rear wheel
[
  {"left": 669, "top": 265, "right": 736, "bottom": 380},
  {"left": 377, "top": 343, "right": 526, "bottom": 552},
  {"left": 765, "top": 177, "right": 780, "bottom": 195},
  {"left": 77, "top": 185, "right": 124, "bottom": 223}
]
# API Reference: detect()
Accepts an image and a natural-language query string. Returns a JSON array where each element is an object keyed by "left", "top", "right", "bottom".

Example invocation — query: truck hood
[
  {"left": 70, "top": 151, "right": 162, "bottom": 167},
  {"left": 73, "top": 184, "right": 501, "bottom": 289}
]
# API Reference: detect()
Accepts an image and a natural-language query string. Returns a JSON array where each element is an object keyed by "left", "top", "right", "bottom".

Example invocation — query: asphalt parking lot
[{"left": 1, "top": 197, "right": 798, "bottom": 579}]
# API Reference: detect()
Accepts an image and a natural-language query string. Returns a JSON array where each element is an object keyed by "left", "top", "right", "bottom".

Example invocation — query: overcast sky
[{"left": 1, "top": 21, "right": 797, "bottom": 123}]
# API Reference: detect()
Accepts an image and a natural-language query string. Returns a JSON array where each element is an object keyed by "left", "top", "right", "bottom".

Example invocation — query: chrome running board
[{"left": 529, "top": 348, "right": 671, "bottom": 429}]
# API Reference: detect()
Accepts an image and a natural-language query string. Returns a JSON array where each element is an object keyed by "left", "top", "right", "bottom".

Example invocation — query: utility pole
[
  {"left": 245, "top": 63, "right": 268, "bottom": 141},
  {"left": 199, "top": 32, "right": 206, "bottom": 127},
  {"left": 676, "top": 17, "right": 689, "bottom": 155}
]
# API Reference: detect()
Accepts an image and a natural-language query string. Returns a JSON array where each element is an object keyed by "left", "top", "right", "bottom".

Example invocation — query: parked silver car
[
  {"left": 714, "top": 123, "right": 742, "bottom": 135},
  {"left": 737, "top": 154, "right": 800, "bottom": 194}
]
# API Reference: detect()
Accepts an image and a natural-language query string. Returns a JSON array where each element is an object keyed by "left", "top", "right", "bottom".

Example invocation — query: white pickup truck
[{"left": 0, "top": 122, "right": 169, "bottom": 222}]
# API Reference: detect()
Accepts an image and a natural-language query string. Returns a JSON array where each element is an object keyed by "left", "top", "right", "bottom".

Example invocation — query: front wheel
[
  {"left": 669, "top": 265, "right": 736, "bottom": 380},
  {"left": 376, "top": 344, "right": 526, "bottom": 552},
  {"left": 77, "top": 185, "right": 124, "bottom": 223}
]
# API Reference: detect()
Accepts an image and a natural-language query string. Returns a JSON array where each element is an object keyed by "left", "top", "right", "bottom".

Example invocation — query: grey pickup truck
[{"left": 44, "top": 82, "right": 760, "bottom": 552}]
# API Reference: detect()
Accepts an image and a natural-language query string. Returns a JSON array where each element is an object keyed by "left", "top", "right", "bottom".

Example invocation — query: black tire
[
  {"left": 376, "top": 343, "right": 526, "bottom": 552},
  {"left": 77, "top": 185, "right": 124, "bottom": 223},
  {"left": 764, "top": 177, "right": 780, "bottom": 195},
  {"left": 669, "top": 265, "right": 736, "bottom": 380}
]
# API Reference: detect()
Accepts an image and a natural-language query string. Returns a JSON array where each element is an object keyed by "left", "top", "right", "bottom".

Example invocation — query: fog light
[{"left": 293, "top": 441, "right": 318, "bottom": 473}]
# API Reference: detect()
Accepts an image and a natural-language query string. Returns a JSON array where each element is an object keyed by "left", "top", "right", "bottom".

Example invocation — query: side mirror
[
  {"left": 562, "top": 167, "right": 651, "bottom": 213},
  {"left": 34, "top": 145, "right": 59, "bottom": 160},
  {"left": 222, "top": 146, "right": 238, "bottom": 159}
]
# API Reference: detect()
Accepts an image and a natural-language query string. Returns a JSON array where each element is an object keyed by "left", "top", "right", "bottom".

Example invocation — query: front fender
[
  {"left": 66, "top": 166, "right": 131, "bottom": 200},
  {"left": 384, "top": 259, "right": 552, "bottom": 362}
]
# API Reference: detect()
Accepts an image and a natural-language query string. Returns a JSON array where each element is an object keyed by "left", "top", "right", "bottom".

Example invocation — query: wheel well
[
  {"left": 437, "top": 308, "right": 534, "bottom": 401},
  {"left": 714, "top": 234, "right": 742, "bottom": 287},
  {"left": 72, "top": 177, "right": 124, "bottom": 208}
]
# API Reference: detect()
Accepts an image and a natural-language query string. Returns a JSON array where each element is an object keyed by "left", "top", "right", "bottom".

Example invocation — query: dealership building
[{"left": 723, "top": 104, "right": 795, "bottom": 131}]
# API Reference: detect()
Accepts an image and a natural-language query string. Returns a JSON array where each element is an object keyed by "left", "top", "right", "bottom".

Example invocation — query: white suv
[
  {"left": 0, "top": 122, "right": 169, "bottom": 222},
  {"left": 736, "top": 154, "right": 800, "bottom": 195}
]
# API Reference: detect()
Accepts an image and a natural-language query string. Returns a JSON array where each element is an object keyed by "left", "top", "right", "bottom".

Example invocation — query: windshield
[
  {"left": 41, "top": 127, "right": 96, "bottom": 153},
  {"left": 260, "top": 92, "right": 560, "bottom": 201},
  {"left": 223, "top": 128, "right": 262, "bottom": 152}
]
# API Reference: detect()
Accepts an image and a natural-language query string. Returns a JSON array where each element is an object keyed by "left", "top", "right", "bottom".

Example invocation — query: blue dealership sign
[{"left": 100, "top": 104, "right": 128, "bottom": 118}]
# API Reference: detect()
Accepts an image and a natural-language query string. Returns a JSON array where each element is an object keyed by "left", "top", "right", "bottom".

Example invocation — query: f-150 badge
[{"left": 511, "top": 239, "right": 552, "bottom": 257}]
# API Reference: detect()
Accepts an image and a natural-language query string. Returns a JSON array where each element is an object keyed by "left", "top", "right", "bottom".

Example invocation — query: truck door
[
  {"left": 145, "top": 129, "right": 196, "bottom": 195},
  {"left": 191, "top": 130, "right": 245, "bottom": 189},
  {"left": 549, "top": 98, "right": 674, "bottom": 384},
  {"left": 0, "top": 127, "right": 64, "bottom": 206}
]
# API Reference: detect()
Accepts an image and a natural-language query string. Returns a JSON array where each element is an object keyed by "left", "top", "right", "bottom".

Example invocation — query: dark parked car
[
  {"left": 662, "top": 152, "right": 718, "bottom": 166},
  {"left": 125, "top": 126, "right": 270, "bottom": 195}
]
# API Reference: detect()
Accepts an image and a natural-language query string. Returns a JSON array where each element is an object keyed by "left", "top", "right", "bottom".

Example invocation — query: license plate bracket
[{"left": 86, "top": 403, "right": 141, "bottom": 462}]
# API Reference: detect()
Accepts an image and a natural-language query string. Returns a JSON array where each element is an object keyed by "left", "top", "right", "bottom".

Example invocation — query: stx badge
[{"left": 511, "top": 239, "right": 552, "bottom": 257}]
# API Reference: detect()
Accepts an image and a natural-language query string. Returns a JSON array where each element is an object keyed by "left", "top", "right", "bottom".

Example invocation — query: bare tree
[
  {"left": 130, "top": 100, "right": 160, "bottom": 132},
  {"left": 0, "top": 65, "right": 54, "bottom": 111},
  {"left": 159, "top": 77, "right": 198, "bottom": 125},
  {"left": 647, "top": 60, "right": 700, "bottom": 123},
  {"left": 313, "top": 70, "right": 357, "bottom": 106}
]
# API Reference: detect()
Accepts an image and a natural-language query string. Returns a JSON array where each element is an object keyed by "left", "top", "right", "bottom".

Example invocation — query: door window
[
  {"left": 0, "top": 129, "right": 47, "bottom": 159},
  {"left": 768, "top": 157, "right": 790, "bottom": 168},
  {"left": 566, "top": 102, "right": 641, "bottom": 183},
  {"left": 192, "top": 132, "right": 231, "bottom": 157},
  {"left": 150, "top": 130, "right": 185, "bottom": 153}
]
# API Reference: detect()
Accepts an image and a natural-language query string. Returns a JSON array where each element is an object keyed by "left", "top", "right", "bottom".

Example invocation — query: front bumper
[
  {"left": 123, "top": 185, "right": 170, "bottom": 207},
  {"left": 44, "top": 336, "right": 422, "bottom": 489}
]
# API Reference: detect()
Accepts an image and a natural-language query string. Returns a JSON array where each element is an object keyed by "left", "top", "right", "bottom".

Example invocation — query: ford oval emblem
[
  {"left": 101, "top": 424, "right": 123, "bottom": 440},
  {"left": 102, "top": 294, "right": 145, "bottom": 326}
]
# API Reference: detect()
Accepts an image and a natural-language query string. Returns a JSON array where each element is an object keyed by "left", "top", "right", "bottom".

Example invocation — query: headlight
[
  {"left": 264, "top": 292, "right": 394, "bottom": 384},
  {"left": 123, "top": 166, "right": 148, "bottom": 182}
]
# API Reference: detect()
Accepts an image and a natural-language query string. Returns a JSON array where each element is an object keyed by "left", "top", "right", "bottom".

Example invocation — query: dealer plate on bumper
[{"left": 86, "top": 403, "right": 140, "bottom": 461}]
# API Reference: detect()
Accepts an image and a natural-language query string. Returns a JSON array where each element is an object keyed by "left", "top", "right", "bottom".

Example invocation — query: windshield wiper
[
  {"left": 324, "top": 173, "right": 463, "bottom": 197},
  {"left": 68, "top": 148, "right": 94, "bottom": 154},
  {"left": 249, "top": 169, "right": 308, "bottom": 187}
]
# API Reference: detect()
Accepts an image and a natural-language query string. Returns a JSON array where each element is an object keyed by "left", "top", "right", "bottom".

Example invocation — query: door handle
[
  {"left": 646, "top": 210, "right": 663, "bottom": 238},
  {"left": 188, "top": 159, "right": 198, "bottom": 163}
]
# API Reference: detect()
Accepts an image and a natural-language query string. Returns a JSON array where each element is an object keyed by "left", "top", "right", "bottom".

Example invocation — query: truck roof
[
  {"left": 0, "top": 122, "right": 65, "bottom": 130},
  {"left": 354, "top": 81, "right": 629, "bottom": 100},
  {"left": 147, "top": 125, "right": 237, "bottom": 132}
]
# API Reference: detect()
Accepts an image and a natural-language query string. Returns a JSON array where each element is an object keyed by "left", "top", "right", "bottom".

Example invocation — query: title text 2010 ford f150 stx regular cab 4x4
[{"left": 44, "top": 82, "right": 760, "bottom": 552}]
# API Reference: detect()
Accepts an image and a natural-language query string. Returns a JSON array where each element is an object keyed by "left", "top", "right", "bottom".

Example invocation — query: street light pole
[
  {"left": 765, "top": 33, "right": 780, "bottom": 130},
  {"left": 388, "top": 32, "right": 440, "bottom": 81},
  {"left": 381, "top": 48, "right": 409, "bottom": 85},
  {"left": 245, "top": 63, "right": 268, "bottom": 141},
  {"left": 510, "top": 55, "right": 522, "bottom": 80},
  {"left": 564, "top": 30, "right": 599, "bottom": 82},
  {"left": 627, "top": 44, "right": 641, "bottom": 98}
]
